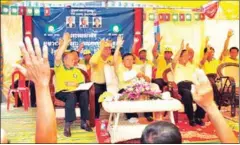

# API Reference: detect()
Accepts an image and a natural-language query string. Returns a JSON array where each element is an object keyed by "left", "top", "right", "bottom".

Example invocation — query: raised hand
[
  {"left": 227, "top": 29, "right": 233, "bottom": 38},
  {"left": 116, "top": 35, "right": 124, "bottom": 48},
  {"left": 99, "top": 39, "right": 105, "bottom": 50},
  {"left": 58, "top": 38, "right": 64, "bottom": 47},
  {"left": 180, "top": 39, "right": 184, "bottom": 49},
  {"left": 191, "top": 69, "right": 214, "bottom": 109},
  {"left": 19, "top": 37, "right": 50, "bottom": 87},
  {"left": 63, "top": 32, "right": 71, "bottom": 45},
  {"left": 77, "top": 42, "right": 84, "bottom": 52}
]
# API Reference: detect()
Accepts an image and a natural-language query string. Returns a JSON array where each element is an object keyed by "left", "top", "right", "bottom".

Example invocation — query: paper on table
[{"left": 63, "top": 82, "right": 93, "bottom": 92}]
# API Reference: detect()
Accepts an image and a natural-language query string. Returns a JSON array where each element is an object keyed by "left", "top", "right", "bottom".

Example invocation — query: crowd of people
[{"left": 3, "top": 28, "right": 238, "bottom": 143}]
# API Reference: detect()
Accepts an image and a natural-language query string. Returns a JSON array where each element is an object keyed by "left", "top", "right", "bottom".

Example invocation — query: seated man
[
  {"left": 54, "top": 32, "right": 92, "bottom": 137},
  {"left": 113, "top": 35, "right": 157, "bottom": 122},
  {"left": 172, "top": 40, "right": 205, "bottom": 127}
]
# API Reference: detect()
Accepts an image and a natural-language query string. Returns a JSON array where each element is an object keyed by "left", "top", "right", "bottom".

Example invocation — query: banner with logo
[{"left": 32, "top": 8, "right": 134, "bottom": 67}]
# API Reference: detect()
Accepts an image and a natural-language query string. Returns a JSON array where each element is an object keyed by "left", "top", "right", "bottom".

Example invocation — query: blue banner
[{"left": 32, "top": 8, "right": 135, "bottom": 67}]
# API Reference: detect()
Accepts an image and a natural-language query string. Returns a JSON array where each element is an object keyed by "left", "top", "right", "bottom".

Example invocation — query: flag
[
  {"left": 26, "top": 7, "right": 33, "bottom": 16},
  {"left": 33, "top": 7, "right": 40, "bottom": 16},
  {"left": 44, "top": 7, "right": 50, "bottom": 16},
  {"left": 194, "top": 13, "right": 200, "bottom": 20},
  {"left": 200, "top": 13, "right": 205, "bottom": 20},
  {"left": 165, "top": 13, "right": 170, "bottom": 21},
  {"left": 179, "top": 14, "right": 185, "bottom": 21},
  {"left": 186, "top": 14, "right": 192, "bottom": 21},
  {"left": 154, "top": 14, "right": 160, "bottom": 51},
  {"left": 172, "top": 14, "right": 178, "bottom": 21},
  {"left": 11, "top": 6, "right": 18, "bottom": 15},
  {"left": 148, "top": 13, "right": 155, "bottom": 21},
  {"left": 159, "top": 13, "right": 164, "bottom": 21},
  {"left": 18, "top": 6, "right": 25, "bottom": 15},
  {"left": 1, "top": 5, "right": 9, "bottom": 15}
]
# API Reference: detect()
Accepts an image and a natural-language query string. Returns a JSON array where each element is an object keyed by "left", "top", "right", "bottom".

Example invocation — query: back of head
[{"left": 141, "top": 121, "right": 182, "bottom": 144}]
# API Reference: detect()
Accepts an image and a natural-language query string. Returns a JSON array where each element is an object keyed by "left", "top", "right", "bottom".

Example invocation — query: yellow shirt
[
  {"left": 54, "top": 63, "right": 85, "bottom": 92},
  {"left": 154, "top": 54, "right": 171, "bottom": 79},
  {"left": 202, "top": 59, "right": 220, "bottom": 74},
  {"left": 222, "top": 57, "right": 239, "bottom": 63},
  {"left": 174, "top": 63, "right": 196, "bottom": 84},
  {"left": 90, "top": 50, "right": 113, "bottom": 84},
  {"left": 79, "top": 59, "right": 91, "bottom": 70},
  {"left": 116, "top": 63, "right": 141, "bottom": 89},
  {"left": 134, "top": 55, "right": 154, "bottom": 66}
]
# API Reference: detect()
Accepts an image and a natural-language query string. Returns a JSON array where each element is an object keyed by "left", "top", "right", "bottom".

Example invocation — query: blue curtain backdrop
[{"left": 32, "top": 8, "right": 135, "bottom": 67}]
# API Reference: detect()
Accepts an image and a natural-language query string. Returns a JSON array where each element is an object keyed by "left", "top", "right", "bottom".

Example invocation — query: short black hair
[
  {"left": 141, "top": 121, "right": 182, "bottom": 144},
  {"left": 94, "top": 17, "right": 100, "bottom": 22},
  {"left": 70, "top": 50, "right": 79, "bottom": 56},
  {"left": 230, "top": 47, "right": 239, "bottom": 52},
  {"left": 204, "top": 47, "right": 215, "bottom": 54},
  {"left": 180, "top": 49, "right": 187, "bottom": 57},
  {"left": 122, "top": 53, "right": 134, "bottom": 60}
]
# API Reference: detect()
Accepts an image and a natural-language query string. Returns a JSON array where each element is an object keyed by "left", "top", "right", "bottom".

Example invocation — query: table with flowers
[{"left": 102, "top": 98, "right": 182, "bottom": 143}]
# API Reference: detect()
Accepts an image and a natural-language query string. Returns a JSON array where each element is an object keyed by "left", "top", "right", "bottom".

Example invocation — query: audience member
[
  {"left": 18, "top": 37, "right": 57, "bottom": 143},
  {"left": 141, "top": 121, "right": 182, "bottom": 144}
]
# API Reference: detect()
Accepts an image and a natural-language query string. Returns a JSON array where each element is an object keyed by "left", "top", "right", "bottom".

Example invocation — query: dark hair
[
  {"left": 204, "top": 47, "right": 215, "bottom": 54},
  {"left": 94, "top": 17, "right": 100, "bottom": 22},
  {"left": 122, "top": 53, "right": 134, "bottom": 60},
  {"left": 141, "top": 121, "right": 182, "bottom": 144},
  {"left": 229, "top": 47, "right": 239, "bottom": 52},
  {"left": 70, "top": 50, "right": 79, "bottom": 56},
  {"left": 180, "top": 49, "right": 187, "bottom": 57}
]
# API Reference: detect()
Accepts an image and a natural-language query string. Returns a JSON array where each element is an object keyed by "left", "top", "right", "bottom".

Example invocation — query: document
[{"left": 64, "top": 82, "right": 93, "bottom": 92}]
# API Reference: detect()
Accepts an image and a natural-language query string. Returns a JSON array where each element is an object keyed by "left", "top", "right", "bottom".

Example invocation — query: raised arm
[
  {"left": 220, "top": 29, "right": 233, "bottom": 61},
  {"left": 19, "top": 37, "right": 57, "bottom": 143},
  {"left": 205, "top": 36, "right": 209, "bottom": 48},
  {"left": 192, "top": 71, "right": 238, "bottom": 143},
  {"left": 171, "top": 40, "right": 184, "bottom": 70},
  {"left": 200, "top": 45, "right": 211, "bottom": 67},
  {"left": 76, "top": 42, "right": 84, "bottom": 53},
  {"left": 55, "top": 32, "right": 71, "bottom": 66},
  {"left": 113, "top": 35, "right": 124, "bottom": 73},
  {"left": 89, "top": 40, "right": 105, "bottom": 67},
  {"left": 152, "top": 33, "right": 162, "bottom": 59}
]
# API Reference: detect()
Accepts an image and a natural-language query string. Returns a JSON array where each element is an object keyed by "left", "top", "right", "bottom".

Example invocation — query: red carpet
[{"left": 95, "top": 114, "right": 239, "bottom": 143}]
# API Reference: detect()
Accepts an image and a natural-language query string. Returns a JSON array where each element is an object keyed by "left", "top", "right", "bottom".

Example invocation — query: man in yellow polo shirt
[
  {"left": 89, "top": 39, "right": 113, "bottom": 118},
  {"left": 220, "top": 29, "right": 239, "bottom": 63},
  {"left": 54, "top": 32, "right": 92, "bottom": 137},
  {"left": 152, "top": 34, "right": 173, "bottom": 91},
  {"left": 200, "top": 43, "right": 221, "bottom": 106}
]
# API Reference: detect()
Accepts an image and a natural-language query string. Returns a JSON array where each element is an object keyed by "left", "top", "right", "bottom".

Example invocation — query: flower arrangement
[{"left": 119, "top": 78, "right": 162, "bottom": 101}]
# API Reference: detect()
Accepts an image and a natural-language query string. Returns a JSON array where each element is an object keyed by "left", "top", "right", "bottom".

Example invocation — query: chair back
[
  {"left": 217, "top": 63, "right": 239, "bottom": 87},
  {"left": 104, "top": 64, "right": 119, "bottom": 95},
  {"left": 11, "top": 69, "right": 26, "bottom": 89},
  {"left": 162, "top": 68, "right": 174, "bottom": 82}
]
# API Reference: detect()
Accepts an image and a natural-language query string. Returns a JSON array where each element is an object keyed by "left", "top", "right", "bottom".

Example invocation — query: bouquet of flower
[{"left": 119, "top": 78, "right": 162, "bottom": 101}]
